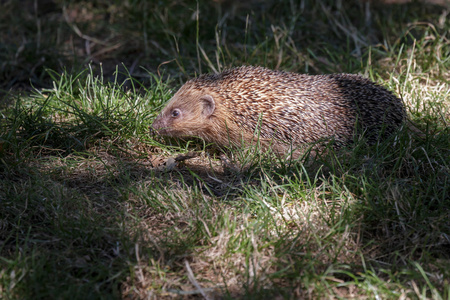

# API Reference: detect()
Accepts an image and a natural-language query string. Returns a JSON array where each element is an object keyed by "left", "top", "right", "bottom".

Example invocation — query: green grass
[{"left": 1, "top": 0, "right": 449, "bottom": 299}]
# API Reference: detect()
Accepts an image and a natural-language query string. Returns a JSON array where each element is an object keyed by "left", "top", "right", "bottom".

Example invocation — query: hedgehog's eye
[{"left": 171, "top": 109, "right": 181, "bottom": 118}]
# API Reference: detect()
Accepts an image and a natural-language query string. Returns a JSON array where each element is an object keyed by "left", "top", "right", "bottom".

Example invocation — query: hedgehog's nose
[
  {"left": 151, "top": 115, "right": 167, "bottom": 133},
  {"left": 151, "top": 117, "right": 161, "bottom": 130}
]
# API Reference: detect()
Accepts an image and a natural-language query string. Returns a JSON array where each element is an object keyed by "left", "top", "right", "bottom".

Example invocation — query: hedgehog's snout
[
  {"left": 152, "top": 111, "right": 177, "bottom": 137},
  {"left": 151, "top": 115, "right": 162, "bottom": 130},
  {"left": 151, "top": 114, "right": 166, "bottom": 133}
]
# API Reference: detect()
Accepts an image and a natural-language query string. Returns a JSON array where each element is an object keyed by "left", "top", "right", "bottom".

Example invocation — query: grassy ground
[{"left": 1, "top": 0, "right": 449, "bottom": 299}]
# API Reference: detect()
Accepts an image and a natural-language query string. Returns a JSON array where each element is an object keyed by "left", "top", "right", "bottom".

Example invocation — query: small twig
[
  {"left": 184, "top": 260, "right": 211, "bottom": 300},
  {"left": 63, "top": 6, "right": 108, "bottom": 46},
  {"left": 167, "top": 287, "right": 219, "bottom": 296},
  {"left": 157, "top": 59, "right": 176, "bottom": 78},
  {"left": 175, "top": 151, "right": 200, "bottom": 162}
]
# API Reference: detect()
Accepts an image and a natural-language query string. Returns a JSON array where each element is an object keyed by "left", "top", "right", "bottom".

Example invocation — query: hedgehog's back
[{"left": 173, "top": 66, "right": 406, "bottom": 150}]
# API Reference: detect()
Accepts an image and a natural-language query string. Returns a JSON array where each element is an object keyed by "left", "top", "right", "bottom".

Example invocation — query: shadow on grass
[
  {"left": 1, "top": 0, "right": 448, "bottom": 95},
  {"left": 1, "top": 120, "right": 449, "bottom": 298},
  {"left": 133, "top": 126, "right": 450, "bottom": 297}
]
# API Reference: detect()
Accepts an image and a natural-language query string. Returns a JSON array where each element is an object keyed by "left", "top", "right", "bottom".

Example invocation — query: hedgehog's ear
[{"left": 200, "top": 95, "right": 215, "bottom": 117}]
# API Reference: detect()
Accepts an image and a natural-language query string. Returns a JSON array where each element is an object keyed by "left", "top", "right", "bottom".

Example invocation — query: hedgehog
[{"left": 151, "top": 66, "right": 406, "bottom": 155}]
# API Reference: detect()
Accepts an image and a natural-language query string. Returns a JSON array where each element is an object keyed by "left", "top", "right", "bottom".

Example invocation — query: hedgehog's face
[{"left": 151, "top": 90, "right": 216, "bottom": 139}]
